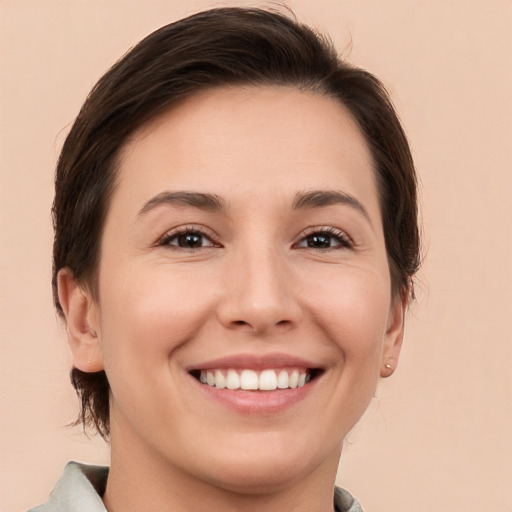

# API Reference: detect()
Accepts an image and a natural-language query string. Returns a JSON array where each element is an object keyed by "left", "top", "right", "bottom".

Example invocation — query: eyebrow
[
  {"left": 138, "top": 189, "right": 372, "bottom": 227},
  {"left": 138, "top": 191, "right": 226, "bottom": 216},
  {"left": 292, "top": 190, "right": 373, "bottom": 226}
]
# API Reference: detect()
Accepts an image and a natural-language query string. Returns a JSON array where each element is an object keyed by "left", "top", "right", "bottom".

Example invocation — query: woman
[{"left": 31, "top": 7, "right": 420, "bottom": 512}]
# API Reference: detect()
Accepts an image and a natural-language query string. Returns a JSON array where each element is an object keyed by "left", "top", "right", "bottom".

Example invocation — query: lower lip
[{"left": 190, "top": 374, "right": 318, "bottom": 415}]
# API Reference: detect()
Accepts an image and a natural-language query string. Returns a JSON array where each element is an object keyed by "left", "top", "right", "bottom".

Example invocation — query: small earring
[{"left": 385, "top": 364, "right": 392, "bottom": 370}]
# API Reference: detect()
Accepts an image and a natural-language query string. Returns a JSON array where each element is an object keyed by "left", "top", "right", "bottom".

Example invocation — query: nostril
[{"left": 230, "top": 319, "right": 292, "bottom": 330}]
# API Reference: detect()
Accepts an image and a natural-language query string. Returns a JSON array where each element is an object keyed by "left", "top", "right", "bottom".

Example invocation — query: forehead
[{"left": 114, "top": 86, "right": 378, "bottom": 216}]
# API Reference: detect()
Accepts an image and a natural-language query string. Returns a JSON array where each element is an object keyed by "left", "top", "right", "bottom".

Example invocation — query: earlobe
[
  {"left": 380, "top": 292, "right": 407, "bottom": 378},
  {"left": 57, "top": 269, "right": 104, "bottom": 372}
]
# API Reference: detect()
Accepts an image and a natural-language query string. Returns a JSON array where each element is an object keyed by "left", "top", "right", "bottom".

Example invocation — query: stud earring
[{"left": 385, "top": 364, "right": 392, "bottom": 370}]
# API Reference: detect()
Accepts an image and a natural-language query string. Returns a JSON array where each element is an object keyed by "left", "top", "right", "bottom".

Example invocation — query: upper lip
[{"left": 186, "top": 353, "right": 323, "bottom": 372}]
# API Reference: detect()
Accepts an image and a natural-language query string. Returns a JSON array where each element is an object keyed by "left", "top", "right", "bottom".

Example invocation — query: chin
[
  {"left": 202, "top": 458, "right": 310, "bottom": 495},
  {"left": 190, "top": 433, "right": 338, "bottom": 495}
]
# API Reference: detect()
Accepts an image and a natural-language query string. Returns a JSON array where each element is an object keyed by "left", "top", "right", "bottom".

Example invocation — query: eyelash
[
  {"left": 158, "top": 226, "right": 353, "bottom": 251},
  {"left": 294, "top": 226, "right": 354, "bottom": 250},
  {"left": 158, "top": 226, "right": 221, "bottom": 249}
]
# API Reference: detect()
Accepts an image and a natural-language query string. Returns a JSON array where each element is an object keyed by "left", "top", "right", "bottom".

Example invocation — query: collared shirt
[{"left": 29, "top": 461, "right": 363, "bottom": 512}]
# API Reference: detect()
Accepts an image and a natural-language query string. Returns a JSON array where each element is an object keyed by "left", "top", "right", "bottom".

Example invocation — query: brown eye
[
  {"left": 306, "top": 234, "right": 333, "bottom": 248},
  {"left": 175, "top": 233, "right": 204, "bottom": 248},
  {"left": 296, "top": 228, "right": 352, "bottom": 250},
  {"left": 162, "top": 230, "right": 216, "bottom": 249}
]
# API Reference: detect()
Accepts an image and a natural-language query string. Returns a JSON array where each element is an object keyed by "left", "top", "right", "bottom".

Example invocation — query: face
[{"left": 71, "top": 86, "right": 404, "bottom": 492}]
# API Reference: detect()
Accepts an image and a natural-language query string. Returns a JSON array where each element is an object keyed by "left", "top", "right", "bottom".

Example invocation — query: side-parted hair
[{"left": 52, "top": 7, "right": 420, "bottom": 438}]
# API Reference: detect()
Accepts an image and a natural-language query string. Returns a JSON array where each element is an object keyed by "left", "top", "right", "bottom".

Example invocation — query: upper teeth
[{"left": 199, "top": 369, "right": 309, "bottom": 391}]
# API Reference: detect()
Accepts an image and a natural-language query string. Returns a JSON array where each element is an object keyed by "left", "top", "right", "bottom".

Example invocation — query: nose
[{"left": 216, "top": 244, "right": 303, "bottom": 336}]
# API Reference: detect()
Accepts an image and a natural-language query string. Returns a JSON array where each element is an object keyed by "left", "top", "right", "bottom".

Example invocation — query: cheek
[
  {"left": 96, "top": 266, "right": 220, "bottom": 429},
  {"left": 98, "top": 266, "right": 217, "bottom": 372},
  {"left": 296, "top": 266, "right": 392, "bottom": 444},
  {"left": 305, "top": 265, "right": 391, "bottom": 361}
]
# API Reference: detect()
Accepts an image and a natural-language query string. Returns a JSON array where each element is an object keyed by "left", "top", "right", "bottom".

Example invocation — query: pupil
[
  {"left": 308, "top": 234, "right": 330, "bottom": 248},
  {"left": 180, "top": 234, "right": 201, "bottom": 247}
]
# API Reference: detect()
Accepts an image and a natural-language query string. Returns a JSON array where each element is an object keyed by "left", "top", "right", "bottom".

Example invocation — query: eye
[
  {"left": 159, "top": 227, "right": 219, "bottom": 249},
  {"left": 295, "top": 227, "right": 353, "bottom": 250}
]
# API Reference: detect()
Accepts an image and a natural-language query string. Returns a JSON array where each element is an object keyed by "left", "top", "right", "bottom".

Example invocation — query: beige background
[{"left": 1, "top": 1, "right": 511, "bottom": 511}]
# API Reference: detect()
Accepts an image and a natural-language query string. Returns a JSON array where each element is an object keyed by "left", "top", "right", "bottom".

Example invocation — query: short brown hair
[{"left": 53, "top": 7, "right": 420, "bottom": 438}]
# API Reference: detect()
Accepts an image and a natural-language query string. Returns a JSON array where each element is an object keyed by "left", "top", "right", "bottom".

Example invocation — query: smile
[
  {"left": 197, "top": 368, "right": 313, "bottom": 391},
  {"left": 188, "top": 354, "right": 324, "bottom": 413}
]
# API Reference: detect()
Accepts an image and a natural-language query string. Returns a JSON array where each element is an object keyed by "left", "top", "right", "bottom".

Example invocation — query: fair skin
[{"left": 58, "top": 86, "right": 405, "bottom": 512}]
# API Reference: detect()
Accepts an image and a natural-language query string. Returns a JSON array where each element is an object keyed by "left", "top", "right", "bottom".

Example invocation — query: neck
[{"left": 103, "top": 418, "right": 341, "bottom": 512}]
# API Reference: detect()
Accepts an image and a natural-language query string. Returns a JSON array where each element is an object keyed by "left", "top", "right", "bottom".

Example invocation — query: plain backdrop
[{"left": 1, "top": 1, "right": 511, "bottom": 511}]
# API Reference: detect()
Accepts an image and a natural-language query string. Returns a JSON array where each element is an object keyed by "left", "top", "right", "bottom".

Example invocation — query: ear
[
  {"left": 57, "top": 268, "right": 104, "bottom": 372},
  {"left": 380, "top": 291, "right": 407, "bottom": 378}
]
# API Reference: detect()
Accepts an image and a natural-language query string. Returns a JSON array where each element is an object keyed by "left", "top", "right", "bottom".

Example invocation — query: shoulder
[
  {"left": 334, "top": 486, "right": 364, "bottom": 512},
  {"left": 28, "top": 462, "right": 109, "bottom": 512}
]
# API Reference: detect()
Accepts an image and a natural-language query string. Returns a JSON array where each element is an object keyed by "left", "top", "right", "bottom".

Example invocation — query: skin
[{"left": 58, "top": 86, "right": 405, "bottom": 512}]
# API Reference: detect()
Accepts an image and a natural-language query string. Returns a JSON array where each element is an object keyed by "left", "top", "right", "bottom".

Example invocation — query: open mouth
[{"left": 190, "top": 368, "right": 323, "bottom": 391}]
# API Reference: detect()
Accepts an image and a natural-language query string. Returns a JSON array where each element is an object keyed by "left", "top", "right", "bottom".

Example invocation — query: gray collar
[{"left": 28, "top": 462, "right": 108, "bottom": 512}]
